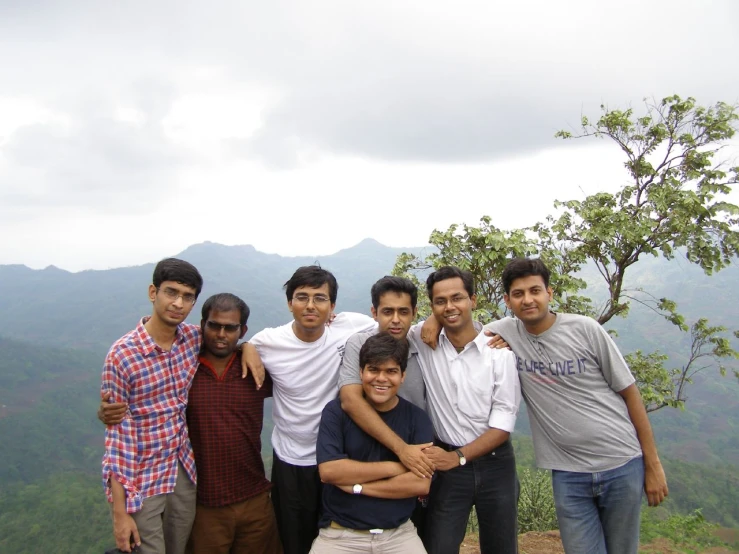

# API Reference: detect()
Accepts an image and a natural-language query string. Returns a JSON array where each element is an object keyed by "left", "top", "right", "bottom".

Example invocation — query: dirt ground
[{"left": 457, "top": 532, "right": 738, "bottom": 554}]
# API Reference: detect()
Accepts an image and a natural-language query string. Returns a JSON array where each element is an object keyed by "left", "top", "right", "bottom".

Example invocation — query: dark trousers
[
  {"left": 271, "top": 450, "right": 323, "bottom": 554},
  {"left": 424, "top": 440, "right": 519, "bottom": 554},
  {"left": 410, "top": 498, "right": 428, "bottom": 540}
]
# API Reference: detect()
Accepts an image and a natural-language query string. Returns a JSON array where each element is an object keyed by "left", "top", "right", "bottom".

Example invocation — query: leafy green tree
[{"left": 395, "top": 95, "right": 739, "bottom": 411}]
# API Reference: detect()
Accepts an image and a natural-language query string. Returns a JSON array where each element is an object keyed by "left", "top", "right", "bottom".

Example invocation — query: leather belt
[
  {"left": 435, "top": 438, "right": 511, "bottom": 454},
  {"left": 434, "top": 439, "right": 462, "bottom": 452},
  {"left": 330, "top": 521, "right": 384, "bottom": 535}
]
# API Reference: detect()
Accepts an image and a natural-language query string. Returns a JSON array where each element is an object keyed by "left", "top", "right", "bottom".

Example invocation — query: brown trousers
[{"left": 188, "top": 490, "right": 283, "bottom": 554}]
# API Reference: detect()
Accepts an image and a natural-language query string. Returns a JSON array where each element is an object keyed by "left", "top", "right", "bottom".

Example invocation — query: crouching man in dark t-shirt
[{"left": 311, "top": 333, "right": 433, "bottom": 554}]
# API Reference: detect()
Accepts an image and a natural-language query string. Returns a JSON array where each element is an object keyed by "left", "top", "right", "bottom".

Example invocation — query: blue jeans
[
  {"left": 425, "top": 440, "right": 518, "bottom": 554},
  {"left": 552, "top": 456, "right": 644, "bottom": 554}
]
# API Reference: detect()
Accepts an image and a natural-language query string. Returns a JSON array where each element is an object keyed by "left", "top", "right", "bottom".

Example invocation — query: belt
[
  {"left": 330, "top": 521, "right": 384, "bottom": 535},
  {"left": 435, "top": 439, "right": 511, "bottom": 454},
  {"left": 434, "top": 439, "right": 462, "bottom": 452}
]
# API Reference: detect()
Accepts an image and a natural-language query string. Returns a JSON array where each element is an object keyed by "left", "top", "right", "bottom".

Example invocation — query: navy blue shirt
[{"left": 316, "top": 397, "right": 434, "bottom": 530}]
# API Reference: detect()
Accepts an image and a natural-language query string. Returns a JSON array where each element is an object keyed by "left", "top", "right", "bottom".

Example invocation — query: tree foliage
[
  {"left": 517, "top": 468, "right": 558, "bottom": 533},
  {"left": 640, "top": 508, "right": 725, "bottom": 552},
  {"left": 394, "top": 95, "right": 739, "bottom": 411}
]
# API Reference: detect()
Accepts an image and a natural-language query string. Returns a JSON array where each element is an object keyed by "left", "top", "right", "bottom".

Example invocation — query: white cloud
[{"left": 0, "top": 0, "right": 737, "bottom": 271}]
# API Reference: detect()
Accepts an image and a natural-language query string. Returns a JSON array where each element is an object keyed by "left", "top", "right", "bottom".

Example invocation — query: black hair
[
  {"left": 284, "top": 265, "right": 338, "bottom": 304},
  {"left": 370, "top": 276, "right": 418, "bottom": 310},
  {"left": 426, "top": 266, "right": 475, "bottom": 300},
  {"left": 359, "top": 332, "right": 410, "bottom": 374},
  {"left": 502, "top": 258, "right": 551, "bottom": 294},
  {"left": 201, "top": 293, "right": 250, "bottom": 326},
  {"left": 152, "top": 258, "right": 203, "bottom": 297}
]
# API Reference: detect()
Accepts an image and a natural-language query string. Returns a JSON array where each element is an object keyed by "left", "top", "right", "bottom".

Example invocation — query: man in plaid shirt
[{"left": 102, "top": 258, "right": 204, "bottom": 554}]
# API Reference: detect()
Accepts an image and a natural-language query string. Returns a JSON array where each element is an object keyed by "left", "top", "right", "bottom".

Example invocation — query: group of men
[{"left": 100, "top": 256, "right": 668, "bottom": 554}]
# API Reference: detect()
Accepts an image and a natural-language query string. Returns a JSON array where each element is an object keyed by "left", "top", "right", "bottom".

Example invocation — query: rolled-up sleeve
[
  {"left": 101, "top": 353, "right": 141, "bottom": 513},
  {"left": 488, "top": 350, "right": 521, "bottom": 433},
  {"left": 337, "top": 333, "right": 364, "bottom": 390}
]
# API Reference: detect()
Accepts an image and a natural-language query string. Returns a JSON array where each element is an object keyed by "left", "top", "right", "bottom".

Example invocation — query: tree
[{"left": 394, "top": 95, "right": 739, "bottom": 411}]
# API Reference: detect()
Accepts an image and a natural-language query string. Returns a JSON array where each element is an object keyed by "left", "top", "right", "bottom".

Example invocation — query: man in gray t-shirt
[{"left": 484, "top": 257, "right": 668, "bottom": 554}]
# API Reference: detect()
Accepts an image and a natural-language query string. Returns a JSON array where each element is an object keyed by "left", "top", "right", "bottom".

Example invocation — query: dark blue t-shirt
[{"left": 316, "top": 397, "right": 434, "bottom": 530}]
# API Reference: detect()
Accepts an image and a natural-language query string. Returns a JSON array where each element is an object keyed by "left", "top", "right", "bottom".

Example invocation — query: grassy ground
[{"left": 456, "top": 531, "right": 739, "bottom": 554}]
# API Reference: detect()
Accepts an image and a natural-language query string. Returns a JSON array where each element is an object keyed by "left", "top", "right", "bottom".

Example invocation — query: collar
[
  {"left": 134, "top": 315, "right": 187, "bottom": 356},
  {"left": 472, "top": 327, "right": 492, "bottom": 352},
  {"left": 198, "top": 352, "right": 239, "bottom": 377},
  {"left": 440, "top": 321, "right": 484, "bottom": 352},
  {"left": 407, "top": 335, "right": 419, "bottom": 356},
  {"left": 521, "top": 311, "right": 559, "bottom": 339}
]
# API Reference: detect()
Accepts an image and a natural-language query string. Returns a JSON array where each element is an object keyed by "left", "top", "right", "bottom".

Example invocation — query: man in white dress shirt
[{"left": 408, "top": 266, "right": 521, "bottom": 554}]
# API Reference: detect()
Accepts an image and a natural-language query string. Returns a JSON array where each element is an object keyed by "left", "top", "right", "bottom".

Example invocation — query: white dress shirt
[{"left": 409, "top": 323, "right": 521, "bottom": 447}]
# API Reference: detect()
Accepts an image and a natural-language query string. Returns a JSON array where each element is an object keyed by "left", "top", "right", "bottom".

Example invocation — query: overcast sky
[{"left": 1, "top": 0, "right": 738, "bottom": 271}]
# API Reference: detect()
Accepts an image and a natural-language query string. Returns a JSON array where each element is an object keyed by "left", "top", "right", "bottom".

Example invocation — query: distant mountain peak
[
  {"left": 355, "top": 238, "right": 385, "bottom": 247},
  {"left": 178, "top": 242, "right": 258, "bottom": 256}
]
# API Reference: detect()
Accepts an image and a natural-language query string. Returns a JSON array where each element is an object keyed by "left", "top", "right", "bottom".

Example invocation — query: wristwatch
[
  {"left": 353, "top": 484, "right": 363, "bottom": 495},
  {"left": 455, "top": 449, "right": 467, "bottom": 466}
]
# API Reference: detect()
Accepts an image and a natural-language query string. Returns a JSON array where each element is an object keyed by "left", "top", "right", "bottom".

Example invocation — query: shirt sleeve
[
  {"left": 337, "top": 333, "right": 365, "bottom": 390},
  {"left": 316, "top": 401, "right": 349, "bottom": 465},
  {"left": 261, "top": 373, "right": 274, "bottom": 398},
  {"left": 338, "top": 312, "right": 378, "bottom": 334},
  {"left": 101, "top": 350, "right": 141, "bottom": 513},
  {"left": 407, "top": 321, "right": 423, "bottom": 347},
  {"left": 489, "top": 349, "right": 521, "bottom": 433},
  {"left": 588, "top": 319, "right": 635, "bottom": 392}
]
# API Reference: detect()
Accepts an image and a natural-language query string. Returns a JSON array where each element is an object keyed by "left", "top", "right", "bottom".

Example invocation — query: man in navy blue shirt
[{"left": 311, "top": 333, "right": 433, "bottom": 553}]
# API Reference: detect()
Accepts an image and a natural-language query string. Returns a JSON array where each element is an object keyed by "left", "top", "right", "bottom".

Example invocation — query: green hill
[{"left": 0, "top": 240, "right": 737, "bottom": 552}]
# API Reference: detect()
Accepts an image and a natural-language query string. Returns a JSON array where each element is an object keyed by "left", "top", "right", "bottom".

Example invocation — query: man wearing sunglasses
[{"left": 185, "top": 292, "right": 281, "bottom": 553}]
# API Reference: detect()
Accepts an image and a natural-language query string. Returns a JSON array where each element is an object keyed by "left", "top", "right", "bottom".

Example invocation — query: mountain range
[{"left": 0, "top": 239, "right": 737, "bottom": 552}]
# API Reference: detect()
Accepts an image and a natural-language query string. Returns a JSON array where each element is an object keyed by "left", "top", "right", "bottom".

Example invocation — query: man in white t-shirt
[{"left": 249, "top": 265, "right": 376, "bottom": 554}]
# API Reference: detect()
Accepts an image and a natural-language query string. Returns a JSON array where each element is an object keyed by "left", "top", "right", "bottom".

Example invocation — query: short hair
[
  {"left": 426, "top": 266, "right": 475, "bottom": 300},
  {"left": 371, "top": 276, "right": 418, "bottom": 310},
  {"left": 502, "top": 258, "right": 551, "bottom": 294},
  {"left": 152, "top": 258, "right": 203, "bottom": 297},
  {"left": 284, "top": 265, "right": 338, "bottom": 304},
  {"left": 201, "top": 293, "right": 250, "bottom": 326},
  {"left": 359, "top": 332, "right": 410, "bottom": 374}
]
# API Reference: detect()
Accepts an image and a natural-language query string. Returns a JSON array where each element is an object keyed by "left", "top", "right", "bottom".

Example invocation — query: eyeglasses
[
  {"left": 292, "top": 294, "right": 331, "bottom": 306},
  {"left": 205, "top": 321, "right": 242, "bottom": 333},
  {"left": 157, "top": 287, "right": 197, "bottom": 305},
  {"left": 432, "top": 295, "right": 470, "bottom": 307}
]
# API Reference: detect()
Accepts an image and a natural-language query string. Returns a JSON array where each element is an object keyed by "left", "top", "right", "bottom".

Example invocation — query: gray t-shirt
[
  {"left": 485, "top": 313, "right": 641, "bottom": 472},
  {"left": 337, "top": 330, "right": 427, "bottom": 412}
]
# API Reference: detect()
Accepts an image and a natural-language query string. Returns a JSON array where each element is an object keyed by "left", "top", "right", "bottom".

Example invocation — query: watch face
[{"left": 455, "top": 450, "right": 467, "bottom": 465}]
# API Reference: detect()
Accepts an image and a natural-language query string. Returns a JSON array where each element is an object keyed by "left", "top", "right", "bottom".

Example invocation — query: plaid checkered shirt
[{"left": 102, "top": 317, "right": 201, "bottom": 513}]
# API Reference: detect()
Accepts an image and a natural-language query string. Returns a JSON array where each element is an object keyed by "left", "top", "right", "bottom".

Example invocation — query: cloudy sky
[{"left": 1, "top": 0, "right": 737, "bottom": 271}]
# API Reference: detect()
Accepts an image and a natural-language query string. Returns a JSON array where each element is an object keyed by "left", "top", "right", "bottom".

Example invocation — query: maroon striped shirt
[{"left": 187, "top": 351, "right": 273, "bottom": 507}]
